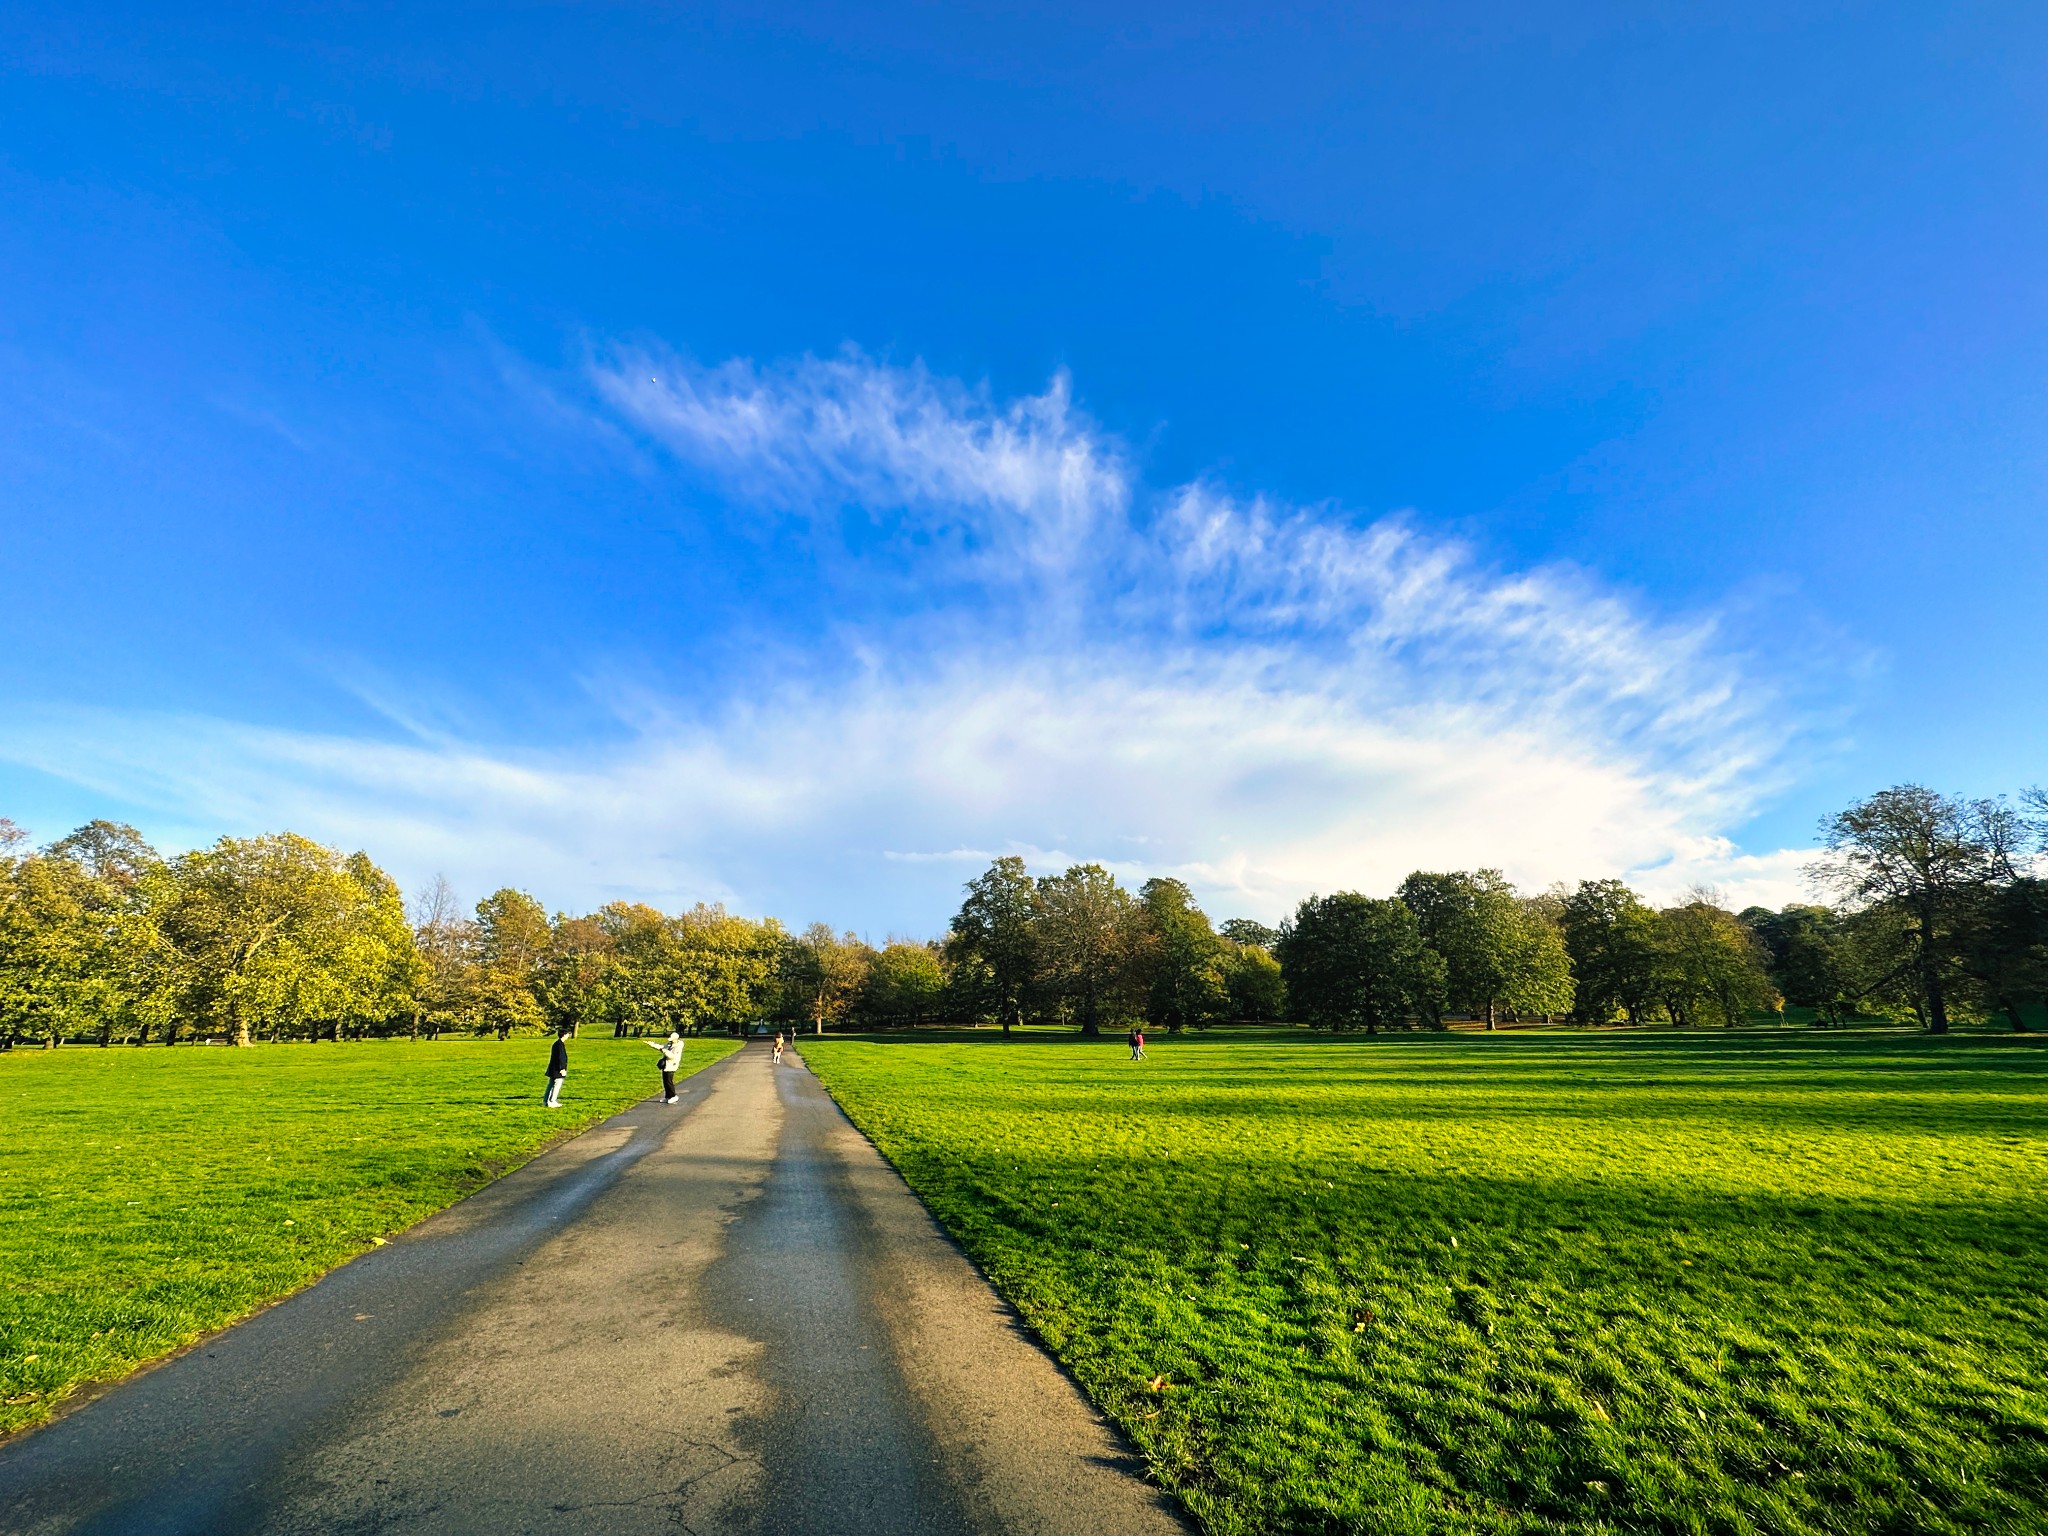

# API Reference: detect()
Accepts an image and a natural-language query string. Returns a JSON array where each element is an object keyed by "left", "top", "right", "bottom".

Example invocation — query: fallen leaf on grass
[{"left": 1147, "top": 1375, "right": 1171, "bottom": 1392}]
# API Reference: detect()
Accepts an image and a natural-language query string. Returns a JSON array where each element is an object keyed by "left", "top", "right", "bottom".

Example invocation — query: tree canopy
[{"left": 6, "top": 776, "right": 2042, "bottom": 1046}]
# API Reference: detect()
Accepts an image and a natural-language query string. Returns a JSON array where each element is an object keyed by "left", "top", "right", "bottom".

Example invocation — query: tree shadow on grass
[{"left": 900, "top": 1155, "right": 2048, "bottom": 1536}]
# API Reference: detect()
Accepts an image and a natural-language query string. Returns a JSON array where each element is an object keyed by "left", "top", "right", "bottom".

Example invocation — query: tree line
[
  {"left": 935, "top": 783, "right": 2048, "bottom": 1036},
  {"left": 0, "top": 820, "right": 952, "bottom": 1047},
  {"left": 3, "top": 781, "right": 2041, "bottom": 1046}
]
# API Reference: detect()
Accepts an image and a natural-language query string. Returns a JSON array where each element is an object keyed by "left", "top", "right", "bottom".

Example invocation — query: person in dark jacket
[{"left": 544, "top": 1027, "right": 571, "bottom": 1107}]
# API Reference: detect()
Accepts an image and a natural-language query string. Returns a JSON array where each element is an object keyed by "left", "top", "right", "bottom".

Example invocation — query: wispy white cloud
[
  {"left": 594, "top": 350, "right": 1126, "bottom": 588},
  {"left": 0, "top": 349, "right": 1827, "bottom": 927}
]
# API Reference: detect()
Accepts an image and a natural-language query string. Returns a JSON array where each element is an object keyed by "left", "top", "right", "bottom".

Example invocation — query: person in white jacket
[{"left": 645, "top": 1030, "right": 684, "bottom": 1103}]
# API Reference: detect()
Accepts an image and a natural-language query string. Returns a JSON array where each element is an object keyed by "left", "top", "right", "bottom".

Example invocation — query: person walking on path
[
  {"left": 772, "top": 1031, "right": 785, "bottom": 1067},
  {"left": 543, "top": 1026, "right": 571, "bottom": 1107},
  {"left": 646, "top": 1030, "right": 684, "bottom": 1103}
]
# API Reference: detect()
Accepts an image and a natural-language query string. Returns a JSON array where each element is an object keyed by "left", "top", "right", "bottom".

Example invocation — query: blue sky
[{"left": 3, "top": 2, "right": 2044, "bottom": 934}]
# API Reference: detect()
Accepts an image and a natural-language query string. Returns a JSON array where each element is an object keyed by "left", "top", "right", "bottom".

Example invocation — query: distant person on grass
[
  {"left": 1129, "top": 1028, "right": 1146, "bottom": 1061},
  {"left": 544, "top": 1026, "right": 571, "bottom": 1108},
  {"left": 646, "top": 1030, "right": 684, "bottom": 1103}
]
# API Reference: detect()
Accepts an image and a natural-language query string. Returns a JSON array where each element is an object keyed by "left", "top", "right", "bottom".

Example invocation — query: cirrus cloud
[{"left": 0, "top": 348, "right": 1829, "bottom": 925}]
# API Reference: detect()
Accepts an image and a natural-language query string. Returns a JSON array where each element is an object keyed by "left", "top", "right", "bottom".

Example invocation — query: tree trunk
[
  {"left": 1485, "top": 998, "right": 1497, "bottom": 1031},
  {"left": 2000, "top": 995, "right": 2030, "bottom": 1033},
  {"left": 1916, "top": 907, "right": 1949, "bottom": 1034}
]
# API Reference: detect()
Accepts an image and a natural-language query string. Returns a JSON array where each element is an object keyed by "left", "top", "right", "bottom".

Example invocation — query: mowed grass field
[
  {"left": 0, "top": 1034, "right": 738, "bottom": 1438},
  {"left": 806, "top": 1030, "right": 2048, "bottom": 1536}
]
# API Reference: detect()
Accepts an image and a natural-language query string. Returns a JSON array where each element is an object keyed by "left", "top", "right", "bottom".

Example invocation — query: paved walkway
[{"left": 0, "top": 1043, "right": 1187, "bottom": 1536}]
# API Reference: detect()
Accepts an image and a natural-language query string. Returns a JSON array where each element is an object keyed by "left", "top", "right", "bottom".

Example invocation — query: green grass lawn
[
  {"left": 806, "top": 1028, "right": 2048, "bottom": 1536},
  {"left": 0, "top": 1033, "right": 738, "bottom": 1438}
]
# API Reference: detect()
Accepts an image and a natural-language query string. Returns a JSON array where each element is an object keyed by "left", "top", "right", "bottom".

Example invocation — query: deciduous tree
[
  {"left": 1135, "top": 877, "right": 1228, "bottom": 1033},
  {"left": 786, "top": 923, "right": 872, "bottom": 1034},
  {"left": 165, "top": 834, "right": 412, "bottom": 1045},
  {"left": 410, "top": 875, "right": 479, "bottom": 1038},
  {"left": 1219, "top": 918, "right": 1280, "bottom": 950},
  {"left": 1742, "top": 905, "right": 1858, "bottom": 1025},
  {"left": 1812, "top": 785, "right": 2006, "bottom": 1034},
  {"left": 1219, "top": 940, "right": 1285, "bottom": 1021},
  {"left": 1561, "top": 880, "right": 1661, "bottom": 1026},
  {"left": 947, "top": 857, "right": 1039, "bottom": 1035},
  {"left": 859, "top": 941, "right": 948, "bottom": 1026},
  {"left": 472, "top": 888, "right": 552, "bottom": 1038},
  {"left": 1034, "top": 864, "right": 1140, "bottom": 1036},
  {"left": 1654, "top": 893, "right": 1780, "bottom": 1027},
  {"left": 1276, "top": 893, "right": 1445, "bottom": 1034}
]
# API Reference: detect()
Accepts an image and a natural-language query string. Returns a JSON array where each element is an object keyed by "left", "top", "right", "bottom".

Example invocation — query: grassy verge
[
  {"left": 806, "top": 1028, "right": 2048, "bottom": 1535},
  {"left": 0, "top": 1033, "right": 739, "bottom": 1437}
]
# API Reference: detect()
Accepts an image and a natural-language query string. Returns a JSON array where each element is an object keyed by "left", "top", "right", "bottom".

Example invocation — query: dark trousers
[{"left": 661, "top": 1069, "right": 676, "bottom": 1098}]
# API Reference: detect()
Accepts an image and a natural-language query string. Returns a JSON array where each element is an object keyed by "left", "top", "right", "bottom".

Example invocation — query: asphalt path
[{"left": 0, "top": 1042, "right": 1186, "bottom": 1536}]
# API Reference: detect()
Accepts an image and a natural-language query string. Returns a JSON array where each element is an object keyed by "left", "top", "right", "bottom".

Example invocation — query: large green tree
[
  {"left": 1560, "top": 879, "right": 1661, "bottom": 1025},
  {"left": 946, "top": 857, "right": 1040, "bottom": 1036},
  {"left": 1654, "top": 895, "right": 1780, "bottom": 1027},
  {"left": 1219, "top": 940, "right": 1286, "bottom": 1021},
  {"left": 859, "top": 941, "right": 948, "bottom": 1026},
  {"left": 1813, "top": 785, "right": 2007, "bottom": 1034},
  {"left": 653, "top": 904, "right": 784, "bottom": 1033},
  {"left": 1397, "top": 869, "right": 1570, "bottom": 1028},
  {"left": 164, "top": 834, "right": 416, "bottom": 1045},
  {"left": 785, "top": 923, "right": 873, "bottom": 1034},
  {"left": 1504, "top": 893, "right": 1576, "bottom": 1023},
  {"left": 333, "top": 852, "right": 424, "bottom": 1040},
  {"left": 1135, "top": 877, "right": 1229, "bottom": 1033},
  {"left": 0, "top": 849, "right": 104, "bottom": 1047},
  {"left": 1219, "top": 918, "right": 1280, "bottom": 950},
  {"left": 1276, "top": 893, "right": 1445, "bottom": 1034},
  {"left": 541, "top": 908, "right": 623, "bottom": 1037},
  {"left": 1957, "top": 878, "right": 2048, "bottom": 1033},
  {"left": 410, "top": 875, "right": 480, "bottom": 1038},
  {"left": 473, "top": 888, "right": 552, "bottom": 1037},
  {"left": 0, "top": 822, "right": 172, "bottom": 1048},
  {"left": 1034, "top": 864, "right": 1141, "bottom": 1036},
  {"left": 1743, "top": 904, "right": 1858, "bottom": 1025}
]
